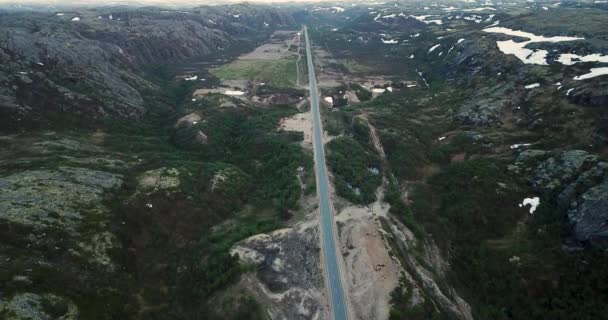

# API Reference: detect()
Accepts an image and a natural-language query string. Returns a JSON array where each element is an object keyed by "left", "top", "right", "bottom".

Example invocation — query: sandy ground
[
  {"left": 278, "top": 111, "right": 313, "bottom": 148},
  {"left": 239, "top": 43, "right": 290, "bottom": 60},
  {"left": 327, "top": 113, "right": 473, "bottom": 320},
  {"left": 239, "top": 30, "right": 301, "bottom": 60},
  {"left": 334, "top": 189, "right": 402, "bottom": 320}
]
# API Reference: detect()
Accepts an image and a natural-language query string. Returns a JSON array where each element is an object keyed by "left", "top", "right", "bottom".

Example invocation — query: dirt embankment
[
  {"left": 331, "top": 119, "right": 473, "bottom": 320},
  {"left": 334, "top": 188, "right": 401, "bottom": 320}
]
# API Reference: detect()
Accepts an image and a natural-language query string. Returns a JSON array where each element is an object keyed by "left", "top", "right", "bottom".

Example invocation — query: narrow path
[{"left": 304, "top": 26, "right": 350, "bottom": 320}]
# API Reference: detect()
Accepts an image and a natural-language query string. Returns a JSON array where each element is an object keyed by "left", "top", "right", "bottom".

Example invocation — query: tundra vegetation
[
  {"left": 310, "top": 5, "right": 608, "bottom": 317},
  {"left": 1, "top": 2, "right": 608, "bottom": 320}
]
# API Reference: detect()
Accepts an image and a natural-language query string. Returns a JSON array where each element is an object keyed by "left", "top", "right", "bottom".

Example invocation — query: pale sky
[{"left": 0, "top": 0, "right": 335, "bottom": 5}]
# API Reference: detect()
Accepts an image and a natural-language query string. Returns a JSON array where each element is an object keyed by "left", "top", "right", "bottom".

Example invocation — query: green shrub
[{"left": 327, "top": 136, "right": 382, "bottom": 204}]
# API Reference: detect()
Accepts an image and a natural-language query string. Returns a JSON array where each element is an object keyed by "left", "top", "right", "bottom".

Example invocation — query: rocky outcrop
[
  {"left": 440, "top": 36, "right": 511, "bottom": 80},
  {"left": 0, "top": 166, "right": 123, "bottom": 233},
  {"left": 175, "top": 113, "right": 202, "bottom": 128},
  {"left": 511, "top": 149, "right": 608, "bottom": 245},
  {"left": 0, "top": 292, "right": 78, "bottom": 320},
  {"left": 138, "top": 167, "right": 181, "bottom": 192},
  {"left": 566, "top": 82, "right": 608, "bottom": 107},
  {"left": 454, "top": 84, "right": 517, "bottom": 126},
  {"left": 529, "top": 150, "right": 600, "bottom": 194},
  {"left": 567, "top": 179, "right": 608, "bottom": 245},
  {"left": 231, "top": 221, "right": 328, "bottom": 319}
]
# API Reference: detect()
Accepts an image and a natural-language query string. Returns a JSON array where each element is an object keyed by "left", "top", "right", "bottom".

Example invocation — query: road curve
[{"left": 303, "top": 26, "right": 349, "bottom": 320}]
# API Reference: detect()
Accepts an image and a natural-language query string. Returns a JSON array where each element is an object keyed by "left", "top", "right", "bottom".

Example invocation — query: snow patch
[
  {"left": 428, "top": 44, "right": 441, "bottom": 53},
  {"left": 573, "top": 67, "right": 608, "bottom": 80},
  {"left": 463, "top": 7, "right": 497, "bottom": 11},
  {"left": 524, "top": 83, "right": 540, "bottom": 89},
  {"left": 519, "top": 197, "right": 540, "bottom": 214},
  {"left": 225, "top": 90, "right": 245, "bottom": 96},
  {"left": 556, "top": 53, "right": 608, "bottom": 65},
  {"left": 510, "top": 143, "right": 532, "bottom": 149},
  {"left": 381, "top": 38, "right": 398, "bottom": 44},
  {"left": 483, "top": 27, "right": 583, "bottom": 65},
  {"left": 409, "top": 15, "right": 443, "bottom": 25}
]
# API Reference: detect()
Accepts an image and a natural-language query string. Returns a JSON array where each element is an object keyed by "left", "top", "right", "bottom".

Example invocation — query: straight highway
[{"left": 303, "top": 26, "right": 349, "bottom": 320}]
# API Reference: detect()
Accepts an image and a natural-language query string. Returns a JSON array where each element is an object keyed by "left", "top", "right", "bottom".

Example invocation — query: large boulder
[{"left": 567, "top": 179, "right": 608, "bottom": 245}]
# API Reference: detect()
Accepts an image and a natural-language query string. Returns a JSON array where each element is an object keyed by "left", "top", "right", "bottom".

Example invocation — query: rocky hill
[
  {"left": 0, "top": 5, "right": 295, "bottom": 131},
  {"left": 307, "top": 2, "right": 608, "bottom": 318}
]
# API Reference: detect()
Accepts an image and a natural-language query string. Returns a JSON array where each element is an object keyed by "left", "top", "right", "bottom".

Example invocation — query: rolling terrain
[{"left": 1, "top": 1, "right": 608, "bottom": 320}]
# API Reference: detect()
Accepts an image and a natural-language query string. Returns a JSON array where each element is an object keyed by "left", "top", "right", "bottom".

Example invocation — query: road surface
[{"left": 303, "top": 26, "right": 349, "bottom": 320}]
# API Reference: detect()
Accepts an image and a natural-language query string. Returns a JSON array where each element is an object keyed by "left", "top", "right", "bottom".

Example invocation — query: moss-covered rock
[
  {"left": 0, "top": 166, "right": 123, "bottom": 232},
  {"left": 138, "top": 167, "right": 181, "bottom": 192},
  {"left": 0, "top": 292, "right": 78, "bottom": 320}
]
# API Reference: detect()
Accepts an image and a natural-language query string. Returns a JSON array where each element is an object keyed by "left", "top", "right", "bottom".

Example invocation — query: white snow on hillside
[
  {"left": 573, "top": 67, "right": 608, "bottom": 80},
  {"left": 483, "top": 27, "right": 584, "bottom": 65}
]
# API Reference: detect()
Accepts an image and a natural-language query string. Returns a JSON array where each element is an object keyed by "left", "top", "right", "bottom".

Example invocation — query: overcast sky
[{"left": 0, "top": 0, "right": 332, "bottom": 4}]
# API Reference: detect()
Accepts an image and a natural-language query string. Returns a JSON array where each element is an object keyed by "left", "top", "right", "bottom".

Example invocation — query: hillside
[{"left": 1, "top": 1, "right": 608, "bottom": 320}]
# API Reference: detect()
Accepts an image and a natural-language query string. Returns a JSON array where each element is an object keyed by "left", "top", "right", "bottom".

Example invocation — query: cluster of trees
[
  {"left": 100, "top": 62, "right": 314, "bottom": 317},
  {"left": 327, "top": 136, "right": 382, "bottom": 204},
  {"left": 410, "top": 157, "right": 608, "bottom": 319}
]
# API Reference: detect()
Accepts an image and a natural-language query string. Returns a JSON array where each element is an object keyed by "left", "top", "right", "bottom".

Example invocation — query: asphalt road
[{"left": 304, "top": 26, "right": 349, "bottom": 320}]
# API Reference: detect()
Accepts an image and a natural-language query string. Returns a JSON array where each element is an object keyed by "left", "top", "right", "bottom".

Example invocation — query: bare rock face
[
  {"left": 566, "top": 82, "right": 608, "bottom": 107},
  {"left": 231, "top": 221, "right": 329, "bottom": 319},
  {"left": 567, "top": 179, "right": 608, "bottom": 245},
  {"left": 195, "top": 130, "right": 209, "bottom": 145},
  {"left": 530, "top": 150, "right": 600, "bottom": 194},
  {"left": 0, "top": 166, "right": 123, "bottom": 233},
  {"left": 0, "top": 292, "right": 78, "bottom": 320},
  {"left": 511, "top": 149, "right": 608, "bottom": 246},
  {"left": 454, "top": 84, "right": 517, "bottom": 126},
  {"left": 138, "top": 167, "right": 181, "bottom": 192},
  {"left": 175, "top": 113, "right": 202, "bottom": 128}
]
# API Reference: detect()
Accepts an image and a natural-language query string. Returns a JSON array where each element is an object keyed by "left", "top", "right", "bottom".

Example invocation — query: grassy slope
[{"left": 210, "top": 58, "right": 299, "bottom": 88}]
